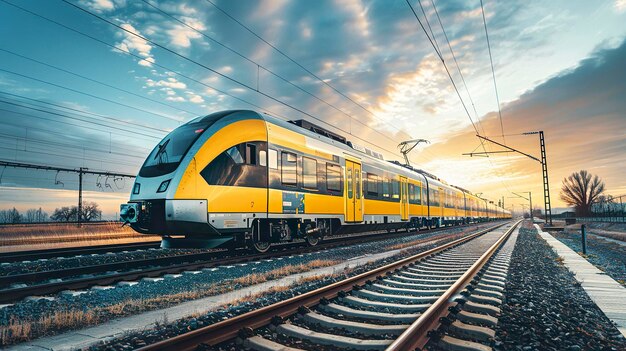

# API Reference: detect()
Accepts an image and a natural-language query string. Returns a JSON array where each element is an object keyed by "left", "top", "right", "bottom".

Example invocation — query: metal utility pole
[
  {"left": 0, "top": 161, "right": 135, "bottom": 225},
  {"left": 511, "top": 192, "right": 533, "bottom": 221},
  {"left": 78, "top": 167, "right": 85, "bottom": 227},
  {"left": 464, "top": 131, "right": 553, "bottom": 225},
  {"left": 528, "top": 131, "right": 552, "bottom": 225},
  {"left": 398, "top": 139, "right": 430, "bottom": 166}
]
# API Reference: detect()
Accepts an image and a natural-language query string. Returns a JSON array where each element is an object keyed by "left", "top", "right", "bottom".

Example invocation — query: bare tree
[
  {"left": 50, "top": 206, "right": 77, "bottom": 222},
  {"left": 0, "top": 208, "right": 23, "bottom": 223},
  {"left": 24, "top": 208, "right": 48, "bottom": 222},
  {"left": 560, "top": 170, "right": 605, "bottom": 216},
  {"left": 81, "top": 202, "right": 102, "bottom": 222}
]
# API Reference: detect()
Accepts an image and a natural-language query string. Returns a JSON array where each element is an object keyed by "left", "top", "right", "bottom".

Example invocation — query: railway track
[
  {"left": 0, "top": 241, "right": 161, "bottom": 263},
  {"left": 0, "top": 222, "right": 504, "bottom": 304},
  {"left": 136, "top": 219, "right": 521, "bottom": 351}
]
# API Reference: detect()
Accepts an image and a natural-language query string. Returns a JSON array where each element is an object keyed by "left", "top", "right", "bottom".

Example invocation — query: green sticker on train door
[{"left": 282, "top": 192, "right": 305, "bottom": 214}]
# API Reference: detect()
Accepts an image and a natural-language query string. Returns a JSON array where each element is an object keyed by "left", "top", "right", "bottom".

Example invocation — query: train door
[
  {"left": 344, "top": 160, "right": 363, "bottom": 222},
  {"left": 400, "top": 176, "right": 409, "bottom": 221}
]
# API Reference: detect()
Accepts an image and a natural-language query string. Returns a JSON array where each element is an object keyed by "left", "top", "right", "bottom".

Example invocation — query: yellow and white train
[{"left": 120, "top": 110, "right": 510, "bottom": 251}]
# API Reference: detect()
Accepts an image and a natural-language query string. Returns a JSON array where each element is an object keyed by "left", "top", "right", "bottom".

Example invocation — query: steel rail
[
  {"left": 136, "top": 221, "right": 510, "bottom": 351},
  {"left": 386, "top": 219, "right": 522, "bottom": 350},
  {"left": 0, "top": 222, "right": 502, "bottom": 303},
  {"left": 0, "top": 242, "right": 161, "bottom": 263}
]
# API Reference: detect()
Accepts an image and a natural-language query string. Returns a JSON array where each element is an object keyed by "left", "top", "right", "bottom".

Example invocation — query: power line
[
  {"left": 0, "top": 68, "right": 184, "bottom": 124},
  {"left": 405, "top": 0, "right": 512, "bottom": 195},
  {"left": 479, "top": 0, "right": 505, "bottom": 144},
  {"left": 0, "top": 48, "right": 201, "bottom": 118},
  {"left": 0, "top": 100, "right": 162, "bottom": 140},
  {"left": 0, "top": 122, "right": 151, "bottom": 153},
  {"left": 1, "top": 0, "right": 407, "bottom": 161},
  {"left": 416, "top": 0, "right": 442, "bottom": 57},
  {"left": 57, "top": 0, "right": 411, "bottom": 159},
  {"left": 405, "top": 0, "right": 478, "bottom": 135},
  {"left": 0, "top": 91, "right": 171, "bottom": 135},
  {"left": 141, "top": 0, "right": 396, "bottom": 141},
  {"left": 0, "top": 146, "right": 140, "bottom": 168},
  {"left": 0, "top": 132, "right": 148, "bottom": 160},
  {"left": 0, "top": 0, "right": 284, "bottom": 123},
  {"left": 430, "top": 0, "right": 484, "bottom": 135},
  {"left": 204, "top": 0, "right": 412, "bottom": 138}
]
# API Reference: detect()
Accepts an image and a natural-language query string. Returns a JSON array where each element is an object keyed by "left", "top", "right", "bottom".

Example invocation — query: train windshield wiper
[{"left": 154, "top": 139, "right": 170, "bottom": 161}]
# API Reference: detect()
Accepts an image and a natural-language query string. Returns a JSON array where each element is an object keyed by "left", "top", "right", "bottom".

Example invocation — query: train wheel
[
  {"left": 306, "top": 235, "right": 320, "bottom": 246},
  {"left": 253, "top": 241, "right": 271, "bottom": 253}
]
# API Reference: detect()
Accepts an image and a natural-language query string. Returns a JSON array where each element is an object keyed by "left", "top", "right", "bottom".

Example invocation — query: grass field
[{"left": 0, "top": 222, "right": 160, "bottom": 252}]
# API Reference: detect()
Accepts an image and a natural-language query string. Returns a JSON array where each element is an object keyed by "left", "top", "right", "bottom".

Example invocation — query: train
[{"left": 120, "top": 110, "right": 511, "bottom": 251}]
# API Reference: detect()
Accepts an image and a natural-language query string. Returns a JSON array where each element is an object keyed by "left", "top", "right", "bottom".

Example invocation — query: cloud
[
  {"left": 186, "top": 92, "right": 205, "bottom": 104},
  {"left": 78, "top": 0, "right": 125, "bottom": 13},
  {"left": 166, "top": 96, "right": 185, "bottom": 102},
  {"left": 166, "top": 17, "right": 206, "bottom": 48},
  {"left": 616, "top": 0, "right": 626, "bottom": 12},
  {"left": 115, "top": 23, "right": 155, "bottom": 67},
  {"left": 145, "top": 77, "right": 187, "bottom": 90}
]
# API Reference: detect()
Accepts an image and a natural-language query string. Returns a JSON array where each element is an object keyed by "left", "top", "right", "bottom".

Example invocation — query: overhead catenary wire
[
  {"left": 0, "top": 101, "right": 162, "bottom": 140},
  {"left": 0, "top": 146, "right": 141, "bottom": 168},
  {"left": 0, "top": 0, "right": 286, "bottom": 123},
  {"left": 0, "top": 48, "right": 202, "bottom": 118},
  {"left": 416, "top": 0, "right": 442, "bottom": 57},
  {"left": 479, "top": 0, "right": 506, "bottom": 144},
  {"left": 0, "top": 68, "right": 184, "bottom": 124},
  {"left": 0, "top": 121, "right": 152, "bottom": 153},
  {"left": 405, "top": 0, "right": 479, "bottom": 135},
  {"left": 0, "top": 91, "right": 171, "bottom": 135},
  {"left": 204, "top": 0, "right": 414, "bottom": 140},
  {"left": 0, "top": 132, "right": 148, "bottom": 160},
  {"left": 56, "top": 0, "right": 412, "bottom": 159},
  {"left": 0, "top": 0, "right": 407, "bottom": 162},
  {"left": 405, "top": 0, "right": 512, "bottom": 194},
  {"left": 63, "top": 0, "right": 414, "bottom": 156},
  {"left": 141, "top": 0, "right": 402, "bottom": 141},
  {"left": 430, "top": 0, "right": 485, "bottom": 136}
]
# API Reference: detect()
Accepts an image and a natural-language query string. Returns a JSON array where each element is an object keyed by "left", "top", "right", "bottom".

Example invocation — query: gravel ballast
[
  {"left": 0, "top": 248, "right": 217, "bottom": 277},
  {"left": 495, "top": 224, "right": 626, "bottom": 350}
]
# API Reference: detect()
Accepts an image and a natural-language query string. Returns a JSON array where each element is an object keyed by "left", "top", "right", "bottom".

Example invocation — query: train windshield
[{"left": 139, "top": 123, "right": 206, "bottom": 177}]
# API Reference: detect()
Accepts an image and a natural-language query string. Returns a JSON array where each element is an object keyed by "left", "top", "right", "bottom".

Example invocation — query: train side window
[
  {"left": 409, "top": 184, "right": 415, "bottom": 203},
  {"left": 382, "top": 177, "right": 389, "bottom": 198},
  {"left": 245, "top": 144, "right": 257, "bottom": 165},
  {"left": 226, "top": 146, "right": 244, "bottom": 164},
  {"left": 416, "top": 185, "right": 421, "bottom": 205},
  {"left": 302, "top": 157, "right": 317, "bottom": 189},
  {"left": 200, "top": 142, "right": 267, "bottom": 187},
  {"left": 392, "top": 179, "right": 399, "bottom": 199},
  {"left": 326, "top": 163, "right": 341, "bottom": 192},
  {"left": 367, "top": 173, "right": 378, "bottom": 196},
  {"left": 356, "top": 170, "right": 361, "bottom": 199},
  {"left": 259, "top": 150, "right": 267, "bottom": 167},
  {"left": 281, "top": 151, "right": 297, "bottom": 186},
  {"left": 347, "top": 168, "right": 353, "bottom": 199},
  {"left": 268, "top": 149, "right": 278, "bottom": 169}
]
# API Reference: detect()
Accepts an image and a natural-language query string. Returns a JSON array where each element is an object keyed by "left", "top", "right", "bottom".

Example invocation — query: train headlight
[
  {"left": 157, "top": 179, "right": 171, "bottom": 193},
  {"left": 120, "top": 203, "right": 139, "bottom": 223},
  {"left": 133, "top": 183, "right": 141, "bottom": 194}
]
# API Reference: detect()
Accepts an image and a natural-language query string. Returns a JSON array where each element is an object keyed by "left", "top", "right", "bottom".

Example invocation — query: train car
[{"left": 120, "top": 110, "right": 510, "bottom": 251}]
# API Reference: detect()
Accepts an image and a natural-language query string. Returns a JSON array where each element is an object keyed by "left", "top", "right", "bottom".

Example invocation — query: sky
[{"left": 0, "top": 0, "right": 625, "bottom": 219}]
